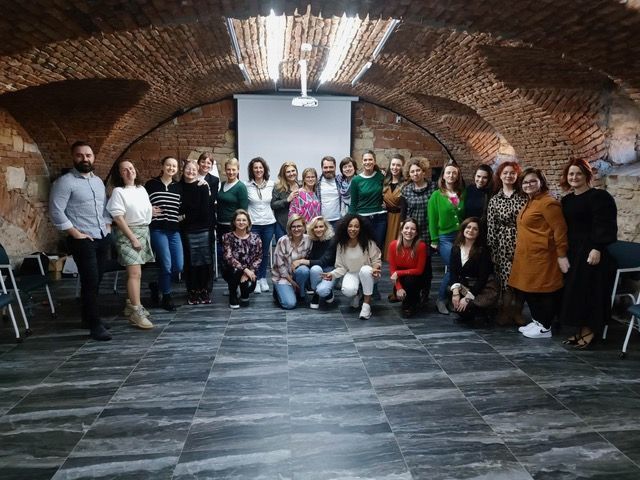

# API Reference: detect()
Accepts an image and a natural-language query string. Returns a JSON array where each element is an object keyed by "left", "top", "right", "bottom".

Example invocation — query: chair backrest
[
  {"left": 0, "top": 243, "right": 10, "bottom": 265},
  {"left": 608, "top": 241, "right": 640, "bottom": 271}
]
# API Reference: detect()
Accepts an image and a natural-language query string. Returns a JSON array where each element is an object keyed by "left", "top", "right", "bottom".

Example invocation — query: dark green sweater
[
  {"left": 348, "top": 171, "right": 385, "bottom": 215},
  {"left": 217, "top": 181, "right": 248, "bottom": 224}
]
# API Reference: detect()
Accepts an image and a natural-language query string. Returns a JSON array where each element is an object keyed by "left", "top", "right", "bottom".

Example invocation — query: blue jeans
[
  {"left": 252, "top": 223, "right": 275, "bottom": 279},
  {"left": 150, "top": 228, "right": 184, "bottom": 294},
  {"left": 311, "top": 265, "right": 334, "bottom": 298},
  {"left": 274, "top": 223, "right": 287, "bottom": 242},
  {"left": 437, "top": 232, "right": 456, "bottom": 300},
  {"left": 363, "top": 213, "right": 387, "bottom": 252},
  {"left": 274, "top": 283, "right": 297, "bottom": 310},
  {"left": 294, "top": 265, "right": 311, "bottom": 295}
]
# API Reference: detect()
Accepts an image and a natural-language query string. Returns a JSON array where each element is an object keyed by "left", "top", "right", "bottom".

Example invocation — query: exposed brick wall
[
  {"left": 606, "top": 170, "right": 640, "bottom": 242},
  {"left": 352, "top": 102, "right": 450, "bottom": 170},
  {"left": 0, "top": 108, "right": 57, "bottom": 260},
  {"left": 124, "top": 99, "right": 451, "bottom": 180},
  {"left": 123, "top": 101, "right": 236, "bottom": 182}
]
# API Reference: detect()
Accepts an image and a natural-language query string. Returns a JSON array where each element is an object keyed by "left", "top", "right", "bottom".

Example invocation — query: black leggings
[
  {"left": 222, "top": 265, "right": 256, "bottom": 300},
  {"left": 398, "top": 274, "right": 424, "bottom": 308},
  {"left": 522, "top": 290, "right": 562, "bottom": 329}
]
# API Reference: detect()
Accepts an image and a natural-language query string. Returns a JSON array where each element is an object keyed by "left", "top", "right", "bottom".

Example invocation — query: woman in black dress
[{"left": 559, "top": 159, "right": 617, "bottom": 349}]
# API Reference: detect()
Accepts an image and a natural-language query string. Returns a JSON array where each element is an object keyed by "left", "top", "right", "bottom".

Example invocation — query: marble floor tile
[
  {"left": 202, "top": 361, "right": 289, "bottom": 400},
  {"left": 52, "top": 452, "right": 178, "bottom": 480},
  {"left": 214, "top": 336, "right": 288, "bottom": 363},
  {"left": 355, "top": 338, "right": 429, "bottom": 358},
  {"left": 68, "top": 402, "right": 197, "bottom": 457},
  {"left": 287, "top": 333, "right": 358, "bottom": 360}
]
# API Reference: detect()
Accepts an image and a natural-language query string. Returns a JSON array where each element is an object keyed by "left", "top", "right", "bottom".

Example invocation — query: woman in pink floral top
[
  {"left": 289, "top": 168, "right": 321, "bottom": 223},
  {"left": 221, "top": 209, "right": 262, "bottom": 309}
]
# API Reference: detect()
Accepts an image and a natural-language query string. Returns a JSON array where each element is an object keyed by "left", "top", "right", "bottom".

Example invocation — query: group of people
[{"left": 50, "top": 142, "right": 618, "bottom": 349}]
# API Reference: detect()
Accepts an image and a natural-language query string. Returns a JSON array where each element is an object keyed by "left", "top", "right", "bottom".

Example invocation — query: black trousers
[
  {"left": 221, "top": 264, "right": 256, "bottom": 301},
  {"left": 523, "top": 289, "right": 562, "bottom": 329},
  {"left": 67, "top": 235, "right": 112, "bottom": 329},
  {"left": 398, "top": 274, "right": 423, "bottom": 309}
]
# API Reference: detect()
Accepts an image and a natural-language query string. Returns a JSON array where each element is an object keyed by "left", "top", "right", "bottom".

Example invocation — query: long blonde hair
[
  {"left": 307, "top": 216, "right": 335, "bottom": 241},
  {"left": 275, "top": 161, "right": 299, "bottom": 192}
]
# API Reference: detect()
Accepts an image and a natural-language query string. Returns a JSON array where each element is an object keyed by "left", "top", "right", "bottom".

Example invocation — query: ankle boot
[{"left": 161, "top": 293, "right": 177, "bottom": 311}]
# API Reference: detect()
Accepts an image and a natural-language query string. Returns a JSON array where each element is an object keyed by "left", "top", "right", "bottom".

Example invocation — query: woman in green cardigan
[
  {"left": 428, "top": 161, "right": 466, "bottom": 314},
  {"left": 216, "top": 158, "right": 249, "bottom": 267}
]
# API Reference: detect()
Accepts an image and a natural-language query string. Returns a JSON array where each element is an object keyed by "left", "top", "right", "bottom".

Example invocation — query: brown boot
[
  {"left": 510, "top": 290, "right": 527, "bottom": 326},
  {"left": 495, "top": 290, "right": 513, "bottom": 326}
]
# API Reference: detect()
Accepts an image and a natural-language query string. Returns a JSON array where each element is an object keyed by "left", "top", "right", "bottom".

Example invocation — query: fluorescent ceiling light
[
  {"left": 351, "top": 18, "right": 399, "bottom": 86},
  {"left": 351, "top": 62, "right": 372, "bottom": 86},
  {"left": 266, "top": 10, "right": 286, "bottom": 83},
  {"left": 318, "top": 14, "right": 361, "bottom": 84},
  {"left": 226, "top": 18, "right": 251, "bottom": 84}
]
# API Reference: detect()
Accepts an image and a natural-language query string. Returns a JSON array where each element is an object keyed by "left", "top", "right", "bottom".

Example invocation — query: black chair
[
  {"left": 0, "top": 244, "right": 57, "bottom": 337},
  {"left": 0, "top": 272, "right": 21, "bottom": 342},
  {"left": 604, "top": 241, "right": 640, "bottom": 358}
]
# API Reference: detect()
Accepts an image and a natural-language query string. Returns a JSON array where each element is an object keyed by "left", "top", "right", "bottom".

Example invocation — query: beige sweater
[{"left": 331, "top": 240, "right": 382, "bottom": 278}]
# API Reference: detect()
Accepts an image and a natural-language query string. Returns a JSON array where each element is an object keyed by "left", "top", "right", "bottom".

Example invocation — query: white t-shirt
[
  {"left": 106, "top": 186, "right": 153, "bottom": 226},
  {"left": 245, "top": 180, "right": 276, "bottom": 225},
  {"left": 319, "top": 177, "right": 341, "bottom": 221}
]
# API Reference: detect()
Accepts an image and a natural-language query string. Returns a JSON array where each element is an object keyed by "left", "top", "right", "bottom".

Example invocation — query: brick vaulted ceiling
[{"left": 0, "top": 0, "right": 639, "bottom": 175}]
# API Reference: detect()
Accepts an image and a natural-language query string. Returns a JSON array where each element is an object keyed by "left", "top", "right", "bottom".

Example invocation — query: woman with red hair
[{"left": 486, "top": 161, "right": 527, "bottom": 325}]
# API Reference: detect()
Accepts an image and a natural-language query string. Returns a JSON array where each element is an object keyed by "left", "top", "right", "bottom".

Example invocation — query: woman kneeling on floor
[
  {"left": 291, "top": 216, "right": 337, "bottom": 309},
  {"left": 449, "top": 217, "right": 498, "bottom": 323},
  {"left": 323, "top": 214, "right": 382, "bottom": 320},
  {"left": 221, "top": 209, "right": 262, "bottom": 309},
  {"left": 272, "top": 214, "right": 312, "bottom": 309},
  {"left": 387, "top": 217, "right": 428, "bottom": 318}
]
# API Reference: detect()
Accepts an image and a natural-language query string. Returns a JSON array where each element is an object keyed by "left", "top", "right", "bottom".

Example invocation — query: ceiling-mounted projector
[
  {"left": 292, "top": 59, "right": 318, "bottom": 107},
  {"left": 292, "top": 96, "right": 318, "bottom": 107}
]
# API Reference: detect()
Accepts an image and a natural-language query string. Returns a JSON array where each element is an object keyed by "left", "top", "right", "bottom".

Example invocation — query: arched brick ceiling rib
[
  {"left": 0, "top": 1, "right": 636, "bottom": 178},
  {"left": 1, "top": 1, "right": 639, "bottom": 94}
]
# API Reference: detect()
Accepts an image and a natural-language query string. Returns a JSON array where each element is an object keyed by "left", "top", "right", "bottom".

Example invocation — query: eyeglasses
[
  {"left": 522, "top": 179, "right": 540, "bottom": 186},
  {"left": 291, "top": 225, "right": 304, "bottom": 229}
]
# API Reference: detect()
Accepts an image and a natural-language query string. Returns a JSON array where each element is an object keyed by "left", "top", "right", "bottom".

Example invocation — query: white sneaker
[
  {"left": 351, "top": 293, "right": 362, "bottom": 309},
  {"left": 260, "top": 278, "right": 270, "bottom": 292},
  {"left": 359, "top": 303, "right": 372, "bottom": 320},
  {"left": 129, "top": 307, "right": 154, "bottom": 329},
  {"left": 124, "top": 300, "right": 150, "bottom": 318},
  {"left": 254, "top": 281, "right": 262, "bottom": 294},
  {"left": 523, "top": 326, "right": 552, "bottom": 339},
  {"left": 518, "top": 320, "right": 542, "bottom": 333}
]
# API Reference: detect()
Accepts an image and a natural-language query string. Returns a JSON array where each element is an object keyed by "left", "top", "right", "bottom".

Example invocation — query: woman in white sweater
[
  {"left": 322, "top": 214, "right": 382, "bottom": 319},
  {"left": 107, "top": 160, "right": 155, "bottom": 330},
  {"left": 245, "top": 157, "right": 276, "bottom": 293}
]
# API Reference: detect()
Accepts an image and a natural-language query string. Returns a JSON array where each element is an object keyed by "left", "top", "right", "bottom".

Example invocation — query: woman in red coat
[{"left": 387, "top": 217, "right": 428, "bottom": 318}]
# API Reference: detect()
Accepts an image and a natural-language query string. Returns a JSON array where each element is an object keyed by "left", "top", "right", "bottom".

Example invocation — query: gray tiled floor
[{"left": 1, "top": 269, "right": 640, "bottom": 479}]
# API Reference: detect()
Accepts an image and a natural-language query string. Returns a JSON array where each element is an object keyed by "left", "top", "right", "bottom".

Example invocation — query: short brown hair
[
  {"left": 559, "top": 158, "right": 593, "bottom": 191},
  {"left": 519, "top": 166, "right": 549, "bottom": 194}
]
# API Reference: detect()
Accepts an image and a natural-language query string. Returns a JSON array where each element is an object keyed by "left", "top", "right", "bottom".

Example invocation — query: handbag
[{"left": 459, "top": 274, "right": 499, "bottom": 309}]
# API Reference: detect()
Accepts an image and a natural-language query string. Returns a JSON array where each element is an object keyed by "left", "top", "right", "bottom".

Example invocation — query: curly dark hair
[{"left": 334, "top": 214, "right": 374, "bottom": 253}]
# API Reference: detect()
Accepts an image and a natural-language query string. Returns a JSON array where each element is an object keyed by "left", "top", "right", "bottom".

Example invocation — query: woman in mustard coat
[{"left": 509, "top": 167, "right": 568, "bottom": 339}]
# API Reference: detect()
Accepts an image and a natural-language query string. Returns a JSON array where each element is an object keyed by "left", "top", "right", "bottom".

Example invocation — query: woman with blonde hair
[
  {"left": 289, "top": 167, "right": 321, "bottom": 222},
  {"left": 291, "top": 216, "right": 337, "bottom": 309},
  {"left": 217, "top": 158, "right": 249, "bottom": 267},
  {"left": 272, "top": 214, "right": 312, "bottom": 309},
  {"left": 271, "top": 161, "right": 299, "bottom": 240}
]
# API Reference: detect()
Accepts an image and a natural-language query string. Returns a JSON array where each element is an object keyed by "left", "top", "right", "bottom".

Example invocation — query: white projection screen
[{"left": 234, "top": 94, "right": 358, "bottom": 177}]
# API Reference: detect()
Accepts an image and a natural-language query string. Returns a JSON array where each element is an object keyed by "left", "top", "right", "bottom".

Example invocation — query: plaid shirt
[{"left": 401, "top": 181, "right": 437, "bottom": 243}]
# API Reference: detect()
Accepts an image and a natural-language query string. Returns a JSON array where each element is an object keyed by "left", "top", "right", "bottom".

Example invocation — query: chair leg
[
  {"left": 113, "top": 271, "right": 119, "bottom": 294},
  {"left": 44, "top": 284, "right": 56, "bottom": 318},
  {"left": 13, "top": 289, "right": 30, "bottom": 331},
  {"left": 6, "top": 304, "right": 21, "bottom": 342},
  {"left": 621, "top": 315, "right": 638, "bottom": 358},
  {"left": 602, "top": 324, "right": 609, "bottom": 340},
  {"left": 75, "top": 275, "right": 80, "bottom": 298}
]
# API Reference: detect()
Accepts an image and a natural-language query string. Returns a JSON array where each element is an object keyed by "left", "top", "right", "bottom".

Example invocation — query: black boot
[
  {"left": 149, "top": 282, "right": 160, "bottom": 306},
  {"left": 161, "top": 293, "right": 177, "bottom": 311}
]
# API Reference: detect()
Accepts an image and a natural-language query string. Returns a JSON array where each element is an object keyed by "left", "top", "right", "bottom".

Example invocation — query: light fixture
[
  {"left": 351, "top": 61, "right": 372, "bottom": 87},
  {"left": 266, "top": 9, "right": 286, "bottom": 83},
  {"left": 318, "top": 14, "right": 361, "bottom": 84},
  {"left": 226, "top": 18, "right": 251, "bottom": 84},
  {"left": 351, "top": 18, "right": 399, "bottom": 86}
]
